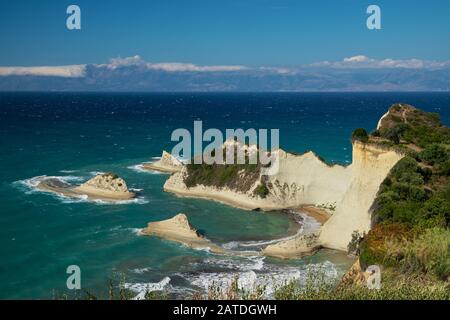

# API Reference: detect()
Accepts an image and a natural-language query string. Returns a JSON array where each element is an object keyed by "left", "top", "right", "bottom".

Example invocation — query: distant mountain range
[{"left": 1, "top": 55, "right": 450, "bottom": 92}]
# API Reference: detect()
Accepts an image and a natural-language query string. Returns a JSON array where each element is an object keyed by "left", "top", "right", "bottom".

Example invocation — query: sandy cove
[
  {"left": 261, "top": 206, "right": 331, "bottom": 259},
  {"left": 141, "top": 208, "right": 330, "bottom": 259}
]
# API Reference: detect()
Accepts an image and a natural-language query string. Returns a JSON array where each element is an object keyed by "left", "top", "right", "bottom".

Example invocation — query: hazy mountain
[{"left": 1, "top": 56, "right": 449, "bottom": 92}]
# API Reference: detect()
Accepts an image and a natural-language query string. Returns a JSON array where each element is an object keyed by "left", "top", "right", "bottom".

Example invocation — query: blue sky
[{"left": 1, "top": 0, "right": 450, "bottom": 67}]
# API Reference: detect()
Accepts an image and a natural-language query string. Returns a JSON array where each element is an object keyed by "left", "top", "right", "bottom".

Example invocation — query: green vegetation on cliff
[
  {"left": 184, "top": 147, "right": 263, "bottom": 193},
  {"left": 359, "top": 104, "right": 450, "bottom": 284},
  {"left": 352, "top": 128, "right": 369, "bottom": 143}
]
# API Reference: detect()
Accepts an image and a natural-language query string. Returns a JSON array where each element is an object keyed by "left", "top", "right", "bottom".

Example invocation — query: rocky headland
[{"left": 156, "top": 107, "right": 417, "bottom": 257}]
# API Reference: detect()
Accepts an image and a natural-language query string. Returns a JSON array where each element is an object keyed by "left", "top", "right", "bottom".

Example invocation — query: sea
[{"left": 0, "top": 92, "right": 449, "bottom": 299}]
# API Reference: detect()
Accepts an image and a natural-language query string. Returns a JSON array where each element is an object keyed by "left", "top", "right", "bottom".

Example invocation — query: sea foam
[{"left": 124, "top": 277, "right": 171, "bottom": 300}]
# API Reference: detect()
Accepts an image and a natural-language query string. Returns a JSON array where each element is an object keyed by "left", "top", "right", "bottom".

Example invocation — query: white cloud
[
  {"left": 106, "top": 55, "right": 146, "bottom": 69},
  {"left": 343, "top": 55, "right": 372, "bottom": 63},
  {"left": 104, "top": 55, "right": 247, "bottom": 72},
  {"left": 0, "top": 65, "right": 86, "bottom": 77},
  {"left": 259, "top": 66, "right": 292, "bottom": 74},
  {"left": 310, "top": 55, "right": 450, "bottom": 69},
  {"left": 1, "top": 55, "right": 449, "bottom": 79},
  {"left": 148, "top": 62, "right": 247, "bottom": 72}
]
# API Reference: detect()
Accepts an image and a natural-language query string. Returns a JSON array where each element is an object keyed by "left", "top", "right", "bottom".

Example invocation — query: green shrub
[
  {"left": 391, "top": 157, "right": 419, "bottom": 180},
  {"left": 418, "top": 167, "right": 433, "bottom": 182},
  {"left": 254, "top": 183, "right": 269, "bottom": 198},
  {"left": 419, "top": 144, "right": 449, "bottom": 165},
  {"left": 438, "top": 161, "right": 450, "bottom": 176},
  {"left": 386, "top": 127, "right": 400, "bottom": 144},
  {"left": 352, "top": 128, "right": 369, "bottom": 143},
  {"left": 420, "top": 196, "right": 450, "bottom": 227}
]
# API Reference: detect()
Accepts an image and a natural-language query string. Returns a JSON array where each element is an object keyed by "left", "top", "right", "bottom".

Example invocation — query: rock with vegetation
[
  {"left": 358, "top": 103, "right": 450, "bottom": 287},
  {"left": 352, "top": 128, "right": 369, "bottom": 143}
]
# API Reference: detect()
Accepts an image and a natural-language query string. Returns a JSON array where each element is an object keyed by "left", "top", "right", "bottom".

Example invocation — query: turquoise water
[{"left": 1, "top": 92, "right": 449, "bottom": 299}]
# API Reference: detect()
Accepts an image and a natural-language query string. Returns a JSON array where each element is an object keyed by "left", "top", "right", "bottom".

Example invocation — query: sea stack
[
  {"left": 141, "top": 213, "right": 224, "bottom": 253},
  {"left": 142, "top": 151, "right": 184, "bottom": 173}
]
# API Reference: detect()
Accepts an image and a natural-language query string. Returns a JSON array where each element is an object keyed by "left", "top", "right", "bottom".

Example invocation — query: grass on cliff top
[{"left": 184, "top": 148, "right": 265, "bottom": 193}]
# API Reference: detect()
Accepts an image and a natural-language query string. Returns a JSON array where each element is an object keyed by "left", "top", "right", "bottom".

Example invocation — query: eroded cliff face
[
  {"left": 164, "top": 141, "right": 404, "bottom": 252},
  {"left": 318, "top": 141, "right": 404, "bottom": 250},
  {"left": 264, "top": 149, "right": 351, "bottom": 208}
]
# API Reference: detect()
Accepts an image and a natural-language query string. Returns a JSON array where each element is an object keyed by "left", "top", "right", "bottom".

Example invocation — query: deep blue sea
[{"left": 0, "top": 92, "right": 449, "bottom": 299}]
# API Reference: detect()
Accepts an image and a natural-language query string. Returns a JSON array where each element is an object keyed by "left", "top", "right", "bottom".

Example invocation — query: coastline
[
  {"left": 37, "top": 177, "right": 136, "bottom": 201},
  {"left": 141, "top": 208, "right": 328, "bottom": 260},
  {"left": 297, "top": 206, "right": 331, "bottom": 224},
  {"left": 164, "top": 181, "right": 284, "bottom": 211}
]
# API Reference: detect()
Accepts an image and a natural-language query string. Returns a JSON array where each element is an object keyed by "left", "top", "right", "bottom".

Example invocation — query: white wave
[
  {"left": 89, "top": 171, "right": 104, "bottom": 176},
  {"left": 221, "top": 241, "right": 240, "bottom": 250},
  {"left": 127, "top": 164, "right": 165, "bottom": 174},
  {"left": 192, "top": 246, "right": 212, "bottom": 253},
  {"left": 131, "top": 267, "right": 152, "bottom": 274},
  {"left": 299, "top": 212, "right": 322, "bottom": 235},
  {"left": 182, "top": 260, "right": 337, "bottom": 298},
  {"left": 59, "top": 170, "right": 78, "bottom": 174},
  {"left": 129, "top": 188, "right": 143, "bottom": 192},
  {"left": 204, "top": 256, "right": 265, "bottom": 271},
  {"left": 129, "top": 228, "right": 144, "bottom": 236},
  {"left": 13, "top": 175, "right": 83, "bottom": 194},
  {"left": 124, "top": 277, "right": 171, "bottom": 300},
  {"left": 90, "top": 197, "right": 149, "bottom": 205}
]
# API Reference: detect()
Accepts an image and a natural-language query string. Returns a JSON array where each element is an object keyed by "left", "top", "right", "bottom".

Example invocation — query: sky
[{"left": 1, "top": 0, "right": 450, "bottom": 67}]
